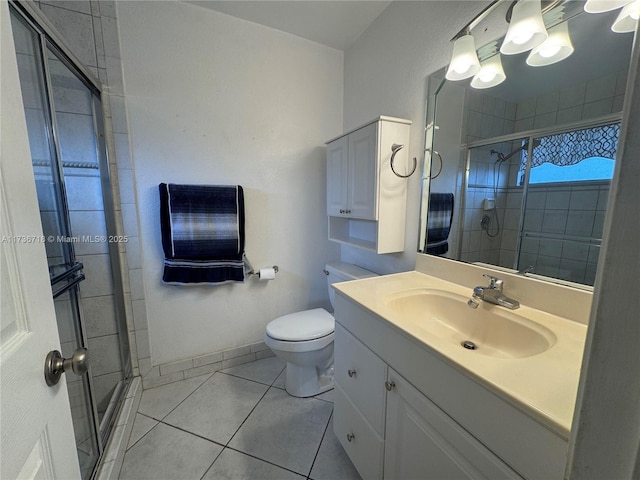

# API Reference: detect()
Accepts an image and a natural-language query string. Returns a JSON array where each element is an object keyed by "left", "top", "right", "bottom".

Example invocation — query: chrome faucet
[{"left": 468, "top": 274, "right": 520, "bottom": 310}]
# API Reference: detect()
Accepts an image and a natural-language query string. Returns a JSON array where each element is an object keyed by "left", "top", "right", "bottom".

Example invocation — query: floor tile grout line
[
  {"left": 198, "top": 447, "right": 226, "bottom": 480},
  {"left": 222, "top": 384, "right": 273, "bottom": 448},
  {"left": 135, "top": 411, "right": 156, "bottom": 422},
  {"left": 270, "top": 365, "right": 286, "bottom": 385},
  {"left": 156, "top": 419, "right": 227, "bottom": 449},
  {"left": 217, "top": 369, "right": 281, "bottom": 388},
  {"left": 153, "top": 371, "right": 216, "bottom": 423},
  {"left": 123, "top": 419, "right": 162, "bottom": 453},
  {"left": 306, "top": 410, "right": 333, "bottom": 479},
  {"left": 221, "top": 445, "right": 308, "bottom": 478}
]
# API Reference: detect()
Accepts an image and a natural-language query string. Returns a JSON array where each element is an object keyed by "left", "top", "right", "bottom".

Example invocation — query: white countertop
[{"left": 333, "top": 270, "right": 588, "bottom": 439}]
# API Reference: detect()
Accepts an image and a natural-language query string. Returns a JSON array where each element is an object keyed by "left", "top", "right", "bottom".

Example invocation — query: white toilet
[{"left": 265, "top": 262, "right": 377, "bottom": 397}]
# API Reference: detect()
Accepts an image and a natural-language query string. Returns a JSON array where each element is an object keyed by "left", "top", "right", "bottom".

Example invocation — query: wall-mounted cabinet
[{"left": 326, "top": 116, "right": 411, "bottom": 254}]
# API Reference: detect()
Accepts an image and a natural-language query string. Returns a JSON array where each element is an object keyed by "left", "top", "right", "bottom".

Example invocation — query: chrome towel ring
[
  {"left": 390, "top": 143, "right": 417, "bottom": 178},
  {"left": 425, "top": 149, "right": 443, "bottom": 180}
]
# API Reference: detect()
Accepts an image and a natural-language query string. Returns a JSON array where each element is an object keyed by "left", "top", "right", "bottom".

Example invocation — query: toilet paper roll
[{"left": 258, "top": 268, "right": 276, "bottom": 280}]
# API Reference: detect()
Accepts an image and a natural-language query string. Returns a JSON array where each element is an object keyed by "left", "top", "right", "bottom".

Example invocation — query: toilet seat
[
  {"left": 265, "top": 331, "right": 334, "bottom": 353},
  {"left": 266, "top": 308, "right": 334, "bottom": 341}
]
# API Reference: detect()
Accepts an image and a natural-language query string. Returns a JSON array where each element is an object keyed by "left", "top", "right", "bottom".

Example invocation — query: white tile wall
[
  {"left": 504, "top": 182, "right": 609, "bottom": 284},
  {"left": 516, "top": 70, "right": 627, "bottom": 128}
]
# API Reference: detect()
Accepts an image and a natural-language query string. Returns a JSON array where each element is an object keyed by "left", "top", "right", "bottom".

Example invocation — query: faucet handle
[{"left": 482, "top": 274, "right": 503, "bottom": 290}]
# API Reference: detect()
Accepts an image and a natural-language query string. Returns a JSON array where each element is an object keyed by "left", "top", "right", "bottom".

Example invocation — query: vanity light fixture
[
  {"left": 501, "top": 0, "right": 549, "bottom": 54},
  {"left": 611, "top": 0, "right": 640, "bottom": 32},
  {"left": 445, "top": 33, "right": 482, "bottom": 80},
  {"left": 527, "top": 21, "right": 574, "bottom": 66},
  {"left": 584, "top": 0, "right": 631, "bottom": 13},
  {"left": 471, "top": 53, "right": 507, "bottom": 88}
]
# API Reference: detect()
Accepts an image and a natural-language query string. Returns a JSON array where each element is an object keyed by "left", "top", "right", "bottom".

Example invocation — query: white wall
[
  {"left": 341, "top": 1, "right": 491, "bottom": 274},
  {"left": 118, "top": 1, "right": 342, "bottom": 365}
]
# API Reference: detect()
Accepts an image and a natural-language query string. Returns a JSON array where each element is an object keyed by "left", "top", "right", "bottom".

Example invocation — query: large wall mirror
[{"left": 419, "top": 0, "right": 636, "bottom": 288}]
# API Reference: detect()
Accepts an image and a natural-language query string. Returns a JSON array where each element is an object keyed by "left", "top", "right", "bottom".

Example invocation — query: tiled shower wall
[
  {"left": 32, "top": 0, "right": 150, "bottom": 382},
  {"left": 506, "top": 182, "right": 608, "bottom": 285},
  {"left": 459, "top": 90, "right": 518, "bottom": 265},
  {"left": 459, "top": 69, "right": 626, "bottom": 280}
]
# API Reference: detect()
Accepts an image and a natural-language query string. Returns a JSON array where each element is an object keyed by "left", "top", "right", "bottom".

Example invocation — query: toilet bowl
[{"left": 265, "top": 262, "right": 377, "bottom": 397}]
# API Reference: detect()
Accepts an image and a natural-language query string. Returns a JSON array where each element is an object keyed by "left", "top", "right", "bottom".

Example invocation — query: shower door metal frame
[
  {"left": 10, "top": 0, "right": 132, "bottom": 465},
  {"left": 458, "top": 112, "right": 622, "bottom": 269}
]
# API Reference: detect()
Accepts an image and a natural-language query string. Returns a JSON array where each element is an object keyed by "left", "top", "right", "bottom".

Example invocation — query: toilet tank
[{"left": 325, "top": 262, "right": 378, "bottom": 309}]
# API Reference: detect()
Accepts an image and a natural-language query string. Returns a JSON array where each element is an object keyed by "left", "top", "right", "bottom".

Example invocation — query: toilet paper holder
[{"left": 248, "top": 265, "right": 279, "bottom": 278}]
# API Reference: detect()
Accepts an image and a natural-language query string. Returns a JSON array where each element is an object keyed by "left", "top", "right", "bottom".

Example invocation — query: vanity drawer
[
  {"left": 334, "top": 383, "right": 384, "bottom": 480},
  {"left": 335, "top": 322, "right": 387, "bottom": 435}
]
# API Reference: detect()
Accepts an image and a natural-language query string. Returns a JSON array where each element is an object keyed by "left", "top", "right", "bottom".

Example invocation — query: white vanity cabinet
[
  {"left": 333, "top": 293, "right": 568, "bottom": 480},
  {"left": 383, "top": 370, "right": 522, "bottom": 480},
  {"left": 326, "top": 116, "right": 411, "bottom": 254}
]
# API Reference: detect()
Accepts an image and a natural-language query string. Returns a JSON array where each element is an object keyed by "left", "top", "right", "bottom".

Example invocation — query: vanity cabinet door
[
  {"left": 326, "top": 135, "right": 349, "bottom": 216},
  {"left": 334, "top": 322, "right": 387, "bottom": 435},
  {"left": 334, "top": 384, "right": 384, "bottom": 480},
  {"left": 383, "top": 369, "right": 522, "bottom": 480},
  {"left": 347, "top": 122, "right": 378, "bottom": 220}
]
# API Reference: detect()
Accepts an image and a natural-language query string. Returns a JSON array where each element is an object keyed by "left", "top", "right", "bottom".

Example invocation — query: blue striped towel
[
  {"left": 159, "top": 183, "right": 245, "bottom": 285},
  {"left": 425, "top": 193, "right": 454, "bottom": 255}
]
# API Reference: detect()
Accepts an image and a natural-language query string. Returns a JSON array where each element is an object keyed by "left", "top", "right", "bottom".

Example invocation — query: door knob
[{"left": 44, "top": 348, "right": 89, "bottom": 386}]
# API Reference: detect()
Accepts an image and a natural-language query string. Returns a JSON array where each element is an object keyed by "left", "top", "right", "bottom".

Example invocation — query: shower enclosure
[
  {"left": 459, "top": 119, "right": 619, "bottom": 286},
  {"left": 10, "top": 5, "right": 131, "bottom": 478}
]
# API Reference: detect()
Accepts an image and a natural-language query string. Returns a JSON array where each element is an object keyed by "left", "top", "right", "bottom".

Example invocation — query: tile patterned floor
[{"left": 119, "top": 356, "right": 361, "bottom": 480}]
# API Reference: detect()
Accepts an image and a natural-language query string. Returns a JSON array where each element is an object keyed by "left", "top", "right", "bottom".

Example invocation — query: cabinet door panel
[
  {"left": 347, "top": 123, "right": 377, "bottom": 219},
  {"left": 384, "top": 370, "right": 522, "bottom": 480},
  {"left": 334, "top": 384, "right": 384, "bottom": 480},
  {"left": 327, "top": 135, "right": 349, "bottom": 216},
  {"left": 335, "top": 322, "right": 387, "bottom": 435}
]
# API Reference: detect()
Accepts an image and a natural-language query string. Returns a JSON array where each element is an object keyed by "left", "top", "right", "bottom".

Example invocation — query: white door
[{"left": 0, "top": 3, "right": 80, "bottom": 479}]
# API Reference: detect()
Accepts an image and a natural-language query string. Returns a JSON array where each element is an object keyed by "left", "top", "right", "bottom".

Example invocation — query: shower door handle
[{"left": 44, "top": 348, "right": 89, "bottom": 386}]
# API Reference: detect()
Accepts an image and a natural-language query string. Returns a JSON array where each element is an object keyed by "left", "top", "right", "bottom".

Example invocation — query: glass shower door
[
  {"left": 45, "top": 44, "right": 131, "bottom": 431},
  {"left": 10, "top": 11, "right": 100, "bottom": 478}
]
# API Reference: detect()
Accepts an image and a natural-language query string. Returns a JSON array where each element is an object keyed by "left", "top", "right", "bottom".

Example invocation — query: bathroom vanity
[{"left": 332, "top": 258, "right": 588, "bottom": 480}]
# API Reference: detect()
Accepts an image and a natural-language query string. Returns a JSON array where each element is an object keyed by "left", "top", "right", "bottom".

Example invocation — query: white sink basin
[{"left": 385, "top": 288, "right": 557, "bottom": 358}]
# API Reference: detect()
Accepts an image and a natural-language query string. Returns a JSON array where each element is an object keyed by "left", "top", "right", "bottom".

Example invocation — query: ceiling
[{"left": 186, "top": 1, "right": 392, "bottom": 51}]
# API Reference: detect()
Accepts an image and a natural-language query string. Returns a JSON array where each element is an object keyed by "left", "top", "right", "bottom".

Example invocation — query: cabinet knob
[
  {"left": 346, "top": 209, "right": 352, "bottom": 214},
  {"left": 346, "top": 433, "right": 355, "bottom": 442},
  {"left": 347, "top": 369, "right": 357, "bottom": 378},
  {"left": 385, "top": 381, "right": 396, "bottom": 391},
  {"left": 339, "top": 209, "right": 345, "bottom": 214}
]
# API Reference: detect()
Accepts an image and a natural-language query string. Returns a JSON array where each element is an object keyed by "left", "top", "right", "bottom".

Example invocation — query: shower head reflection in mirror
[{"left": 419, "top": 1, "right": 634, "bottom": 288}]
